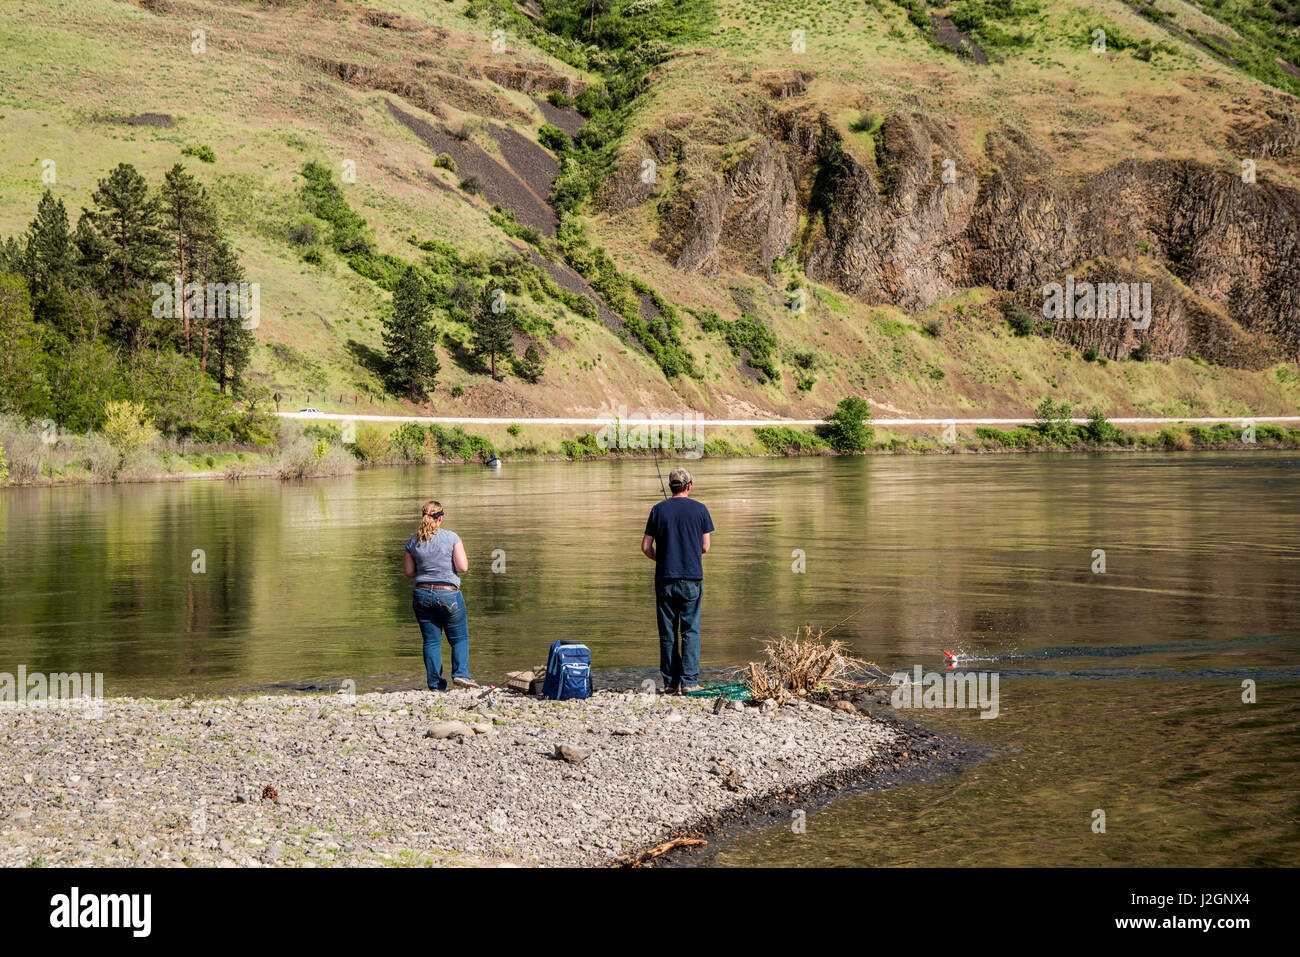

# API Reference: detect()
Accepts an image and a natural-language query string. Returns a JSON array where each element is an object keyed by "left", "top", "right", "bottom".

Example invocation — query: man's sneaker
[
  {"left": 452, "top": 676, "right": 480, "bottom": 689},
  {"left": 681, "top": 685, "right": 702, "bottom": 694},
  {"left": 662, "top": 685, "right": 679, "bottom": 696}
]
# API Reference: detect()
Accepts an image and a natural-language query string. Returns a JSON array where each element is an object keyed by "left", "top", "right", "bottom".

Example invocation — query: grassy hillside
[{"left": 0, "top": 0, "right": 1297, "bottom": 431}]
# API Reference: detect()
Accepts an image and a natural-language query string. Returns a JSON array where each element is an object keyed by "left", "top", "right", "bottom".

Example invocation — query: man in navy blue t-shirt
[{"left": 641, "top": 467, "right": 715, "bottom": 693}]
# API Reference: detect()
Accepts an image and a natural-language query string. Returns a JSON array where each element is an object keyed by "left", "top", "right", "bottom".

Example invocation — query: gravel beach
[{"left": 0, "top": 687, "right": 950, "bottom": 867}]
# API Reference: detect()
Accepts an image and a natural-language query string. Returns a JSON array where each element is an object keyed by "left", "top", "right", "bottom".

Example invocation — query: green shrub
[
  {"left": 538, "top": 124, "right": 572, "bottom": 154},
  {"left": 753, "top": 426, "right": 826, "bottom": 455},
  {"left": 300, "top": 162, "right": 376, "bottom": 259},
  {"left": 0, "top": 438, "right": 7, "bottom": 485},
  {"left": 976, "top": 425, "right": 1038, "bottom": 449},
  {"left": 694, "top": 308, "right": 779, "bottom": 382},
  {"left": 1034, "top": 397, "right": 1073, "bottom": 443},
  {"left": 821, "top": 396, "right": 874, "bottom": 453},
  {"left": 1085, "top": 406, "right": 1120, "bottom": 444},
  {"left": 434, "top": 153, "right": 457, "bottom": 172},
  {"left": 560, "top": 432, "right": 608, "bottom": 458},
  {"left": 507, "top": 423, "right": 522, "bottom": 437},
  {"left": 389, "top": 422, "right": 429, "bottom": 462},
  {"left": 350, "top": 423, "right": 390, "bottom": 462},
  {"left": 182, "top": 144, "right": 216, "bottom": 163},
  {"left": 1008, "top": 307, "right": 1035, "bottom": 337},
  {"left": 302, "top": 422, "right": 343, "bottom": 444},
  {"left": 703, "top": 437, "right": 745, "bottom": 457},
  {"left": 102, "top": 400, "right": 157, "bottom": 471},
  {"left": 426, "top": 423, "right": 496, "bottom": 461}
]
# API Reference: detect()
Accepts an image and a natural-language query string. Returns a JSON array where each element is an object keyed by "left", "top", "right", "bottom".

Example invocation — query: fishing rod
[
  {"left": 820, "top": 589, "right": 893, "bottom": 638},
  {"left": 653, "top": 446, "right": 667, "bottom": 499}
]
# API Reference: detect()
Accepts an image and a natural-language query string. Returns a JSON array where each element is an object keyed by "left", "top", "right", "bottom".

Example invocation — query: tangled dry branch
[{"left": 744, "top": 625, "right": 891, "bottom": 704}]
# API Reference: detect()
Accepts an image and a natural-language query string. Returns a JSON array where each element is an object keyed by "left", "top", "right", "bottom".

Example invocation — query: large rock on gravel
[
  {"left": 427, "top": 721, "right": 474, "bottom": 740},
  {"left": 555, "top": 744, "right": 591, "bottom": 764}
]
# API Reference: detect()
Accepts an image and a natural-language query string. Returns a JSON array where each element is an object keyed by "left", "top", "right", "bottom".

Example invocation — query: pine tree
[
  {"left": 382, "top": 266, "right": 439, "bottom": 399},
  {"left": 23, "top": 192, "right": 77, "bottom": 306},
  {"left": 159, "top": 163, "right": 215, "bottom": 351},
  {"left": 517, "top": 343, "right": 544, "bottom": 383},
  {"left": 204, "top": 240, "right": 255, "bottom": 395},
  {"left": 83, "top": 163, "right": 167, "bottom": 295},
  {"left": 472, "top": 284, "right": 513, "bottom": 380},
  {"left": 14, "top": 192, "right": 87, "bottom": 337}
]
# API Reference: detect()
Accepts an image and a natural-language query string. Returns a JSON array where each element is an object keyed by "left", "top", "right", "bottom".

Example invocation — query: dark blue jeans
[
  {"left": 656, "top": 578, "right": 702, "bottom": 689},
  {"left": 413, "top": 588, "right": 470, "bottom": 691}
]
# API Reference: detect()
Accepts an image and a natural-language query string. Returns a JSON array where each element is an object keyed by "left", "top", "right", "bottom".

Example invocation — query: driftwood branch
[{"left": 623, "top": 837, "right": 708, "bottom": 867}]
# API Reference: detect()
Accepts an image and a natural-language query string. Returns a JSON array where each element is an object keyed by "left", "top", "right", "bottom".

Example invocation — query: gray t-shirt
[{"left": 406, "top": 529, "right": 462, "bottom": 587}]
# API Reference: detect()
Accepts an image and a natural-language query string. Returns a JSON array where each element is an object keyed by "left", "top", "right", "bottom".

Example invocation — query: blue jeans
[
  {"left": 656, "top": 578, "right": 702, "bottom": 689},
  {"left": 413, "top": 588, "right": 470, "bottom": 691}
]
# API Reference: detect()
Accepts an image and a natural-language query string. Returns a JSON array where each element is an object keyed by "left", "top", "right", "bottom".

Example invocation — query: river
[{"left": 1, "top": 452, "right": 1296, "bottom": 865}]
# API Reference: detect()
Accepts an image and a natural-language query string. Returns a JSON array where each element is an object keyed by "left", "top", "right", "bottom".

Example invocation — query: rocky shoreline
[{"left": 0, "top": 687, "right": 964, "bottom": 868}]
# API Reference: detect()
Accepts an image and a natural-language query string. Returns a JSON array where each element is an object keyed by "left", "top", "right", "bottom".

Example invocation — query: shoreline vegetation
[
  {"left": 0, "top": 685, "right": 956, "bottom": 869},
  {"left": 2, "top": 403, "right": 1299, "bottom": 488}
]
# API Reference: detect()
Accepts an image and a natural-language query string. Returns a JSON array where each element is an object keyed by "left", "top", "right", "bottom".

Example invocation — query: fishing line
[{"left": 653, "top": 446, "right": 667, "bottom": 499}]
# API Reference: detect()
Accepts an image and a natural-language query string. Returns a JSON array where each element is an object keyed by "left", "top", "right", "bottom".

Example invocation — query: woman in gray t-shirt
[{"left": 403, "top": 500, "right": 477, "bottom": 691}]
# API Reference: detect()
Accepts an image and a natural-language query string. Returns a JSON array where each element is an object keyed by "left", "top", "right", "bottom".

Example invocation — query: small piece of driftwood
[{"left": 624, "top": 837, "right": 708, "bottom": 867}]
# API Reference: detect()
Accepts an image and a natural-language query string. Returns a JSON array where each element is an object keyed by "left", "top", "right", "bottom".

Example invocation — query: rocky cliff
[{"left": 613, "top": 91, "right": 1300, "bottom": 369}]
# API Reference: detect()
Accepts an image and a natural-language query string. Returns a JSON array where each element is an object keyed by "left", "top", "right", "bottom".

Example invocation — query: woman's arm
[
  {"left": 453, "top": 540, "right": 469, "bottom": 574},
  {"left": 403, "top": 550, "right": 415, "bottom": 578}
]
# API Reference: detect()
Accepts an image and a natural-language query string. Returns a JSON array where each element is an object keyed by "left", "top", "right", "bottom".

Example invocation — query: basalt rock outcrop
[{"left": 621, "top": 100, "right": 1300, "bottom": 367}]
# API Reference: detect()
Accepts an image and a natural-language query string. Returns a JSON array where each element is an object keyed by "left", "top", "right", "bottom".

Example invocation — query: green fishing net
[{"left": 681, "top": 681, "right": 750, "bottom": 700}]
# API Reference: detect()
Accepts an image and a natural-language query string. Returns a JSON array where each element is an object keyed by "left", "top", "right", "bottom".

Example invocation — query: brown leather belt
[{"left": 416, "top": 583, "right": 458, "bottom": 590}]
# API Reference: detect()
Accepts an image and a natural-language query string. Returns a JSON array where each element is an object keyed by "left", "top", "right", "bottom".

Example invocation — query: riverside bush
[
  {"left": 426, "top": 424, "right": 496, "bottom": 461},
  {"left": 275, "top": 436, "right": 357, "bottom": 479},
  {"left": 975, "top": 425, "right": 1039, "bottom": 449},
  {"left": 560, "top": 432, "right": 608, "bottom": 458},
  {"left": 821, "top": 396, "right": 874, "bottom": 453},
  {"left": 350, "top": 424, "right": 390, "bottom": 462},
  {"left": 389, "top": 422, "right": 429, "bottom": 462},
  {"left": 753, "top": 426, "right": 826, "bottom": 455}
]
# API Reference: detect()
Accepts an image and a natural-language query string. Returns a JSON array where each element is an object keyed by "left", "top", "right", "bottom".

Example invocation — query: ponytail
[{"left": 417, "top": 500, "right": 443, "bottom": 545}]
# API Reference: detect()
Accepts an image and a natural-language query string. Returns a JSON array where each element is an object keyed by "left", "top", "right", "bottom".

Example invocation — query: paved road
[{"left": 276, "top": 412, "right": 1300, "bottom": 427}]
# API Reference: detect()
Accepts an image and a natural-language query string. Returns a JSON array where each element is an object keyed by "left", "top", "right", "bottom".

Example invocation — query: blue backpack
[{"left": 542, "top": 640, "right": 592, "bottom": 700}]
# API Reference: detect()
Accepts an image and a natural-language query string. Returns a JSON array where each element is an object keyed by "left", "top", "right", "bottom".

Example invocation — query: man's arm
[
  {"left": 701, "top": 532, "right": 710, "bottom": 554},
  {"left": 641, "top": 534, "right": 657, "bottom": 561}
]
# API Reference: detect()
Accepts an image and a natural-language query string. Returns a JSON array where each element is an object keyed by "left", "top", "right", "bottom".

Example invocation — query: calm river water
[{"left": 2, "top": 452, "right": 1297, "bottom": 865}]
